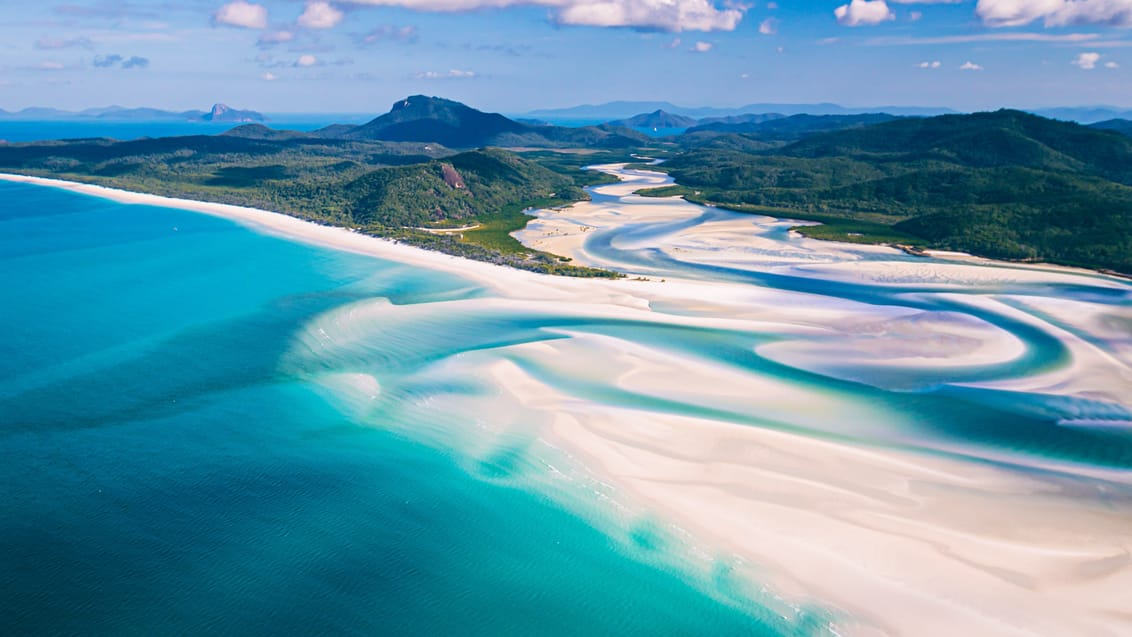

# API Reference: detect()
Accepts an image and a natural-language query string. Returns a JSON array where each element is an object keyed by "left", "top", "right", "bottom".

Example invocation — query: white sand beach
[{"left": 6, "top": 168, "right": 1132, "bottom": 637}]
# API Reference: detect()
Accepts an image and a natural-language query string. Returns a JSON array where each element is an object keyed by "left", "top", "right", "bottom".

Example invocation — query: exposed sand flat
[
  {"left": 782, "top": 260, "right": 1131, "bottom": 290},
  {"left": 945, "top": 293, "right": 1132, "bottom": 407},
  {"left": 485, "top": 355, "right": 1132, "bottom": 637},
  {"left": 7, "top": 168, "right": 1132, "bottom": 637}
]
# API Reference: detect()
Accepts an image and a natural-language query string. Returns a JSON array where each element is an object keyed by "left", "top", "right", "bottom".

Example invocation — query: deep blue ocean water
[
  {"left": 0, "top": 115, "right": 371, "bottom": 143},
  {"left": 0, "top": 117, "right": 682, "bottom": 143},
  {"left": 0, "top": 182, "right": 807, "bottom": 635}
]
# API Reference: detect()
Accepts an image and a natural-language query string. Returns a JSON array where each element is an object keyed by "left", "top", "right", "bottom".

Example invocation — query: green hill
[
  {"left": 341, "top": 95, "right": 528, "bottom": 147},
  {"left": 779, "top": 110, "right": 1132, "bottom": 180},
  {"left": 1090, "top": 119, "right": 1132, "bottom": 138},
  {"left": 606, "top": 110, "right": 699, "bottom": 128},
  {"left": 645, "top": 110, "right": 1132, "bottom": 274},
  {"left": 343, "top": 148, "right": 582, "bottom": 227},
  {"left": 683, "top": 113, "right": 903, "bottom": 142},
  {"left": 0, "top": 132, "right": 626, "bottom": 276}
]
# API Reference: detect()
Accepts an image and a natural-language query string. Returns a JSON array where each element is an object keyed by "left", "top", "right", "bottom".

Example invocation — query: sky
[{"left": 1, "top": 0, "right": 1131, "bottom": 114}]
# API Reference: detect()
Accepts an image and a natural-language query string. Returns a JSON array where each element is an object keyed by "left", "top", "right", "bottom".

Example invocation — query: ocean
[
  {"left": 0, "top": 181, "right": 806, "bottom": 635},
  {"left": 0, "top": 116, "right": 678, "bottom": 144},
  {"left": 0, "top": 115, "right": 371, "bottom": 143}
]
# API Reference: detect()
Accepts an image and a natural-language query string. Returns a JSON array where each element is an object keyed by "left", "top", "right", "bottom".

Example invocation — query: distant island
[
  {"left": 529, "top": 101, "right": 1132, "bottom": 125},
  {"left": 528, "top": 101, "right": 956, "bottom": 121},
  {"left": 605, "top": 110, "right": 698, "bottom": 129},
  {"left": 1, "top": 96, "right": 1130, "bottom": 276},
  {"left": 0, "top": 103, "right": 265, "bottom": 123}
]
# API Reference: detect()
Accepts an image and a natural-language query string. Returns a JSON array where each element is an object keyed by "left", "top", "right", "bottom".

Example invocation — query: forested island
[{"left": 2, "top": 97, "right": 1130, "bottom": 276}]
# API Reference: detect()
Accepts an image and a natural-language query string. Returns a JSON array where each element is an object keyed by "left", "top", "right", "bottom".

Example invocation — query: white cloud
[
  {"left": 262, "top": 71, "right": 278, "bottom": 80},
  {"left": 295, "top": 54, "right": 319, "bottom": 66},
  {"left": 415, "top": 69, "right": 477, "bottom": 79},
  {"left": 665, "top": 36, "right": 683, "bottom": 48},
  {"left": 918, "top": 60, "right": 941, "bottom": 68},
  {"left": 1072, "top": 51, "right": 1102, "bottom": 68},
  {"left": 691, "top": 40, "right": 713, "bottom": 51},
  {"left": 758, "top": 17, "right": 778, "bottom": 34},
  {"left": 39, "top": 61, "right": 65, "bottom": 70},
  {"left": 976, "top": 0, "right": 1132, "bottom": 28},
  {"left": 342, "top": 0, "right": 745, "bottom": 32},
  {"left": 888, "top": 0, "right": 963, "bottom": 3},
  {"left": 1105, "top": 60, "right": 1120, "bottom": 67},
  {"left": 298, "top": 2, "right": 345, "bottom": 29},
  {"left": 214, "top": 1, "right": 268, "bottom": 29},
  {"left": 959, "top": 60, "right": 983, "bottom": 70},
  {"left": 834, "top": 0, "right": 895, "bottom": 26}
]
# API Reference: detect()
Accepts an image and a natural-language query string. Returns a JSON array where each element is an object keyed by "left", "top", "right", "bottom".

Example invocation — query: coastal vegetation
[
  {"left": 0, "top": 129, "right": 631, "bottom": 276},
  {"left": 640, "top": 110, "right": 1132, "bottom": 274}
]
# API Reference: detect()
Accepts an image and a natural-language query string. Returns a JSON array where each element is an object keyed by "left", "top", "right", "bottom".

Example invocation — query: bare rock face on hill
[{"left": 440, "top": 163, "right": 466, "bottom": 189}]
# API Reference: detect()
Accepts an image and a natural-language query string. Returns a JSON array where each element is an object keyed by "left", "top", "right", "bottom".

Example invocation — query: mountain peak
[
  {"left": 201, "top": 103, "right": 264, "bottom": 123},
  {"left": 345, "top": 96, "right": 528, "bottom": 147}
]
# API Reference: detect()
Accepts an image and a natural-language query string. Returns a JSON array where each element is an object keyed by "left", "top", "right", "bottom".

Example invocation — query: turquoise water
[{"left": 0, "top": 182, "right": 811, "bottom": 635}]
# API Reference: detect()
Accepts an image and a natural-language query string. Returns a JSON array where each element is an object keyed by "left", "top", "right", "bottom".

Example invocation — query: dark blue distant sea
[
  {"left": 0, "top": 115, "right": 371, "bottom": 142},
  {"left": 0, "top": 116, "right": 685, "bottom": 142}
]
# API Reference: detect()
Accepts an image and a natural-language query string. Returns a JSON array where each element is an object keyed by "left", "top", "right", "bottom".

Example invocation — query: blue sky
[{"left": 2, "top": 0, "right": 1131, "bottom": 113}]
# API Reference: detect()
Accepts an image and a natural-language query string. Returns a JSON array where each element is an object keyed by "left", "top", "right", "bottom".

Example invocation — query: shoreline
[
  {"left": 6, "top": 170, "right": 1132, "bottom": 636},
  {"left": 0, "top": 172, "right": 593, "bottom": 300},
  {"left": 644, "top": 189, "right": 1132, "bottom": 281}
]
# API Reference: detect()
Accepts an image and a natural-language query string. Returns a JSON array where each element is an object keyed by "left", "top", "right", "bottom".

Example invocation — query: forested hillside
[
  {"left": 649, "top": 110, "right": 1132, "bottom": 273},
  {"left": 0, "top": 132, "right": 624, "bottom": 276}
]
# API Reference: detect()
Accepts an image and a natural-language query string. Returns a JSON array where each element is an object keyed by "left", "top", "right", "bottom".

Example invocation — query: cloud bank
[
  {"left": 342, "top": 0, "right": 745, "bottom": 31},
  {"left": 976, "top": 0, "right": 1132, "bottom": 28}
]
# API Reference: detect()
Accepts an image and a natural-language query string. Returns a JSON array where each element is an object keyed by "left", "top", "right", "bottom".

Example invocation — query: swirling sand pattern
[{"left": 289, "top": 165, "right": 1132, "bottom": 636}]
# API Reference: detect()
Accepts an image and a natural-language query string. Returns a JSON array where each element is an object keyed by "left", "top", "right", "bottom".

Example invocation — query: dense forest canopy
[{"left": 642, "top": 110, "right": 1132, "bottom": 274}]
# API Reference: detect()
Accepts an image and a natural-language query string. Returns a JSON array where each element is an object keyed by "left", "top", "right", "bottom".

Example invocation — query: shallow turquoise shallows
[{"left": 0, "top": 182, "right": 805, "bottom": 636}]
